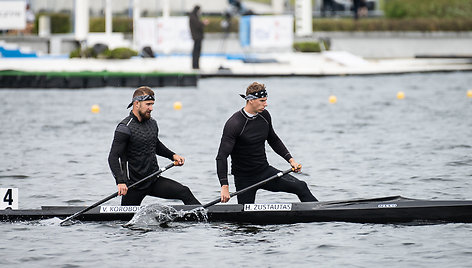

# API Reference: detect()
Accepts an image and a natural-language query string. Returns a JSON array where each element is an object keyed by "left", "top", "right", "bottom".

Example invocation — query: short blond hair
[{"left": 246, "top": 82, "right": 266, "bottom": 96}]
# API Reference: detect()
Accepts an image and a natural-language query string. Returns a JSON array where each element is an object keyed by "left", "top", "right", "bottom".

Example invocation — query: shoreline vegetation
[
  {"left": 15, "top": 0, "right": 470, "bottom": 55},
  {"left": 32, "top": 16, "right": 472, "bottom": 35},
  {"left": 29, "top": 0, "right": 471, "bottom": 34}
]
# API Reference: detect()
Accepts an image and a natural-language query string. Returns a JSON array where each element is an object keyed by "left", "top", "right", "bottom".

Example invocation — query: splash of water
[
  {"left": 123, "top": 203, "right": 208, "bottom": 230},
  {"left": 34, "top": 217, "right": 65, "bottom": 226}
]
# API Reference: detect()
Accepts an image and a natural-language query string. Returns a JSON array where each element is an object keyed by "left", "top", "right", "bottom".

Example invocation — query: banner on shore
[
  {"left": 135, "top": 17, "right": 192, "bottom": 53},
  {"left": 0, "top": 1, "right": 26, "bottom": 30},
  {"left": 240, "top": 15, "right": 293, "bottom": 49}
]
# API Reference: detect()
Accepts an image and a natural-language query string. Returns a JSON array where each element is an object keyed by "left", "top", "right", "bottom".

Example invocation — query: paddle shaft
[
  {"left": 202, "top": 168, "right": 294, "bottom": 209},
  {"left": 60, "top": 162, "right": 176, "bottom": 225}
]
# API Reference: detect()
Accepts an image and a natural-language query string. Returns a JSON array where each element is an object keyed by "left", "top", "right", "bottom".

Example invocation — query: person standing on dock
[
  {"left": 24, "top": 4, "right": 35, "bottom": 34},
  {"left": 189, "top": 5, "right": 208, "bottom": 69},
  {"left": 216, "top": 82, "right": 319, "bottom": 204},
  {"left": 108, "top": 86, "right": 201, "bottom": 206},
  {"left": 321, "top": 0, "right": 335, "bottom": 17}
]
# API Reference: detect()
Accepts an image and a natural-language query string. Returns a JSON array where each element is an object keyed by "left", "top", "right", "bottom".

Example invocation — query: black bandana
[
  {"left": 127, "top": 94, "right": 155, "bottom": 109},
  {"left": 239, "top": 89, "right": 268, "bottom": 100}
]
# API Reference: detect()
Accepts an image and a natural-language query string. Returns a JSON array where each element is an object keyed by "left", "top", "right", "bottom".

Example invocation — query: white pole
[
  {"left": 162, "top": 0, "right": 170, "bottom": 18},
  {"left": 272, "top": 0, "right": 285, "bottom": 15},
  {"left": 295, "top": 0, "right": 312, "bottom": 36},
  {"left": 132, "top": 0, "right": 141, "bottom": 49},
  {"left": 105, "top": 0, "right": 112, "bottom": 36},
  {"left": 74, "top": 0, "right": 90, "bottom": 41}
]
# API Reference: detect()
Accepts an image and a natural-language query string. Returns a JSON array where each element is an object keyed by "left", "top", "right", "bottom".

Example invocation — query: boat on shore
[{"left": 1, "top": 196, "right": 471, "bottom": 224}]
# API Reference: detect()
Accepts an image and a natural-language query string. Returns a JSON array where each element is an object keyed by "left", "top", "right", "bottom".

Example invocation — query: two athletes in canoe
[{"left": 108, "top": 82, "right": 318, "bottom": 205}]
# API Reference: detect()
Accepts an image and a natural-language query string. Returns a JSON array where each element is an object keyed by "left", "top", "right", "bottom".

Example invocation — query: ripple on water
[
  {"left": 317, "top": 244, "right": 338, "bottom": 249},
  {"left": 420, "top": 177, "right": 455, "bottom": 182},
  {"left": 0, "top": 175, "right": 29, "bottom": 179},
  {"left": 1, "top": 74, "right": 472, "bottom": 267},
  {"left": 447, "top": 160, "right": 472, "bottom": 166},
  {"left": 65, "top": 199, "right": 85, "bottom": 205}
]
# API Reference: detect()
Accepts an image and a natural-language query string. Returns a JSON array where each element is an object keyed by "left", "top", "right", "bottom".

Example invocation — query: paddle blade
[
  {"left": 59, "top": 162, "right": 177, "bottom": 226},
  {"left": 59, "top": 218, "right": 75, "bottom": 226}
]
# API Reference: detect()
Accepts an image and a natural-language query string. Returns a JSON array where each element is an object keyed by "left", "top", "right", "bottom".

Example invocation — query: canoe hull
[{"left": 1, "top": 196, "right": 471, "bottom": 224}]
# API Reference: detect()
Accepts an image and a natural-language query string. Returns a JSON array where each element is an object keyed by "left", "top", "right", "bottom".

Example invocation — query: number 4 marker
[{"left": 1, "top": 188, "right": 18, "bottom": 210}]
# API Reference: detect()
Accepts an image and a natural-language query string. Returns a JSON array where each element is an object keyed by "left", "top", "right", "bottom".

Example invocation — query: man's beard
[{"left": 139, "top": 110, "right": 151, "bottom": 120}]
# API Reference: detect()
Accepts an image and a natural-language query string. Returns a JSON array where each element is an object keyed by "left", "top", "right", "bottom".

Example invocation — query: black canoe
[{"left": 1, "top": 196, "right": 471, "bottom": 224}]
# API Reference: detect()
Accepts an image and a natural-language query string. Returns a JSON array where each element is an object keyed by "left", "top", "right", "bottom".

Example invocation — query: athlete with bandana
[
  {"left": 216, "top": 82, "right": 318, "bottom": 204},
  {"left": 108, "top": 86, "right": 201, "bottom": 205}
]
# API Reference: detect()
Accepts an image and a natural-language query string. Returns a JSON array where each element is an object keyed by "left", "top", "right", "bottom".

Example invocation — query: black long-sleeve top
[
  {"left": 189, "top": 9, "right": 204, "bottom": 40},
  {"left": 108, "top": 112, "right": 175, "bottom": 189},
  {"left": 216, "top": 108, "right": 292, "bottom": 186}
]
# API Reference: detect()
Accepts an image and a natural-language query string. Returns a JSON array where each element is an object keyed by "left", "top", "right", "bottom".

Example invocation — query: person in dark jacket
[
  {"left": 216, "top": 82, "right": 318, "bottom": 204},
  {"left": 321, "top": 0, "right": 335, "bottom": 17},
  {"left": 189, "top": 5, "right": 207, "bottom": 69},
  {"left": 108, "top": 86, "right": 201, "bottom": 206}
]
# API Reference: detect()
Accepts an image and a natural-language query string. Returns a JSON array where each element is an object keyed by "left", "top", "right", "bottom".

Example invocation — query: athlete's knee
[
  {"left": 295, "top": 180, "right": 318, "bottom": 202},
  {"left": 179, "top": 185, "right": 201, "bottom": 205},
  {"left": 289, "top": 179, "right": 309, "bottom": 192},
  {"left": 121, "top": 195, "right": 142, "bottom": 206},
  {"left": 176, "top": 185, "right": 191, "bottom": 197},
  {"left": 298, "top": 180, "right": 309, "bottom": 189}
]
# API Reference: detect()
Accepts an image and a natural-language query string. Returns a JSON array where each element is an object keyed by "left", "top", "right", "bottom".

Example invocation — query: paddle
[
  {"left": 60, "top": 161, "right": 177, "bottom": 226},
  {"left": 154, "top": 167, "right": 295, "bottom": 226},
  {"left": 202, "top": 167, "right": 296, "bottom": 209}
]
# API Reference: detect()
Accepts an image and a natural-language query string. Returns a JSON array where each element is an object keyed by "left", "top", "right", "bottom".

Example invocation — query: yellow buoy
[
  {"left": 467, "top": 90, "right": 472, "bottom": 98},
  {"left": 397, "top": 91, "right": 405, "bottom": 100},
  {"left": 329, "top": 95, "right": 337, "bottom": 104},
  {"left": 173, "top": 101, "right": 182, "bottom": 110},
  {"left": 91, "top": 104, "right": 100, "bottom": 114}
]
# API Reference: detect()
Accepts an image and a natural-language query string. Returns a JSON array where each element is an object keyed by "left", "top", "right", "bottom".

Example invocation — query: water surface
[{"left": 1, "top": 72, "right": 471, "bottom": 267}]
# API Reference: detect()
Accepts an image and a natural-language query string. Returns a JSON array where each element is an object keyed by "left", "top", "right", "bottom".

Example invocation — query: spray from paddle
[
  {"left": 123, "top": 203, "right": 207, "bottom": 230},
  {"left": 146, "top": 167, "right": 296, "bottom": 226},
  {"left": 39, "top": 217, "right": 63, "bottom": 225},
  {"left": 60, "top": 162, "right": 177, "bottom": 226}
]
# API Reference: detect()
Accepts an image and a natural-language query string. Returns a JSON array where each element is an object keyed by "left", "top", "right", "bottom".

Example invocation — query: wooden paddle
[
  {"left": 202, "top": 167, "right": 296, "bottom": 209},
  {"left": 60, "top": 161, "right": 177, "bottom": 226}
]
